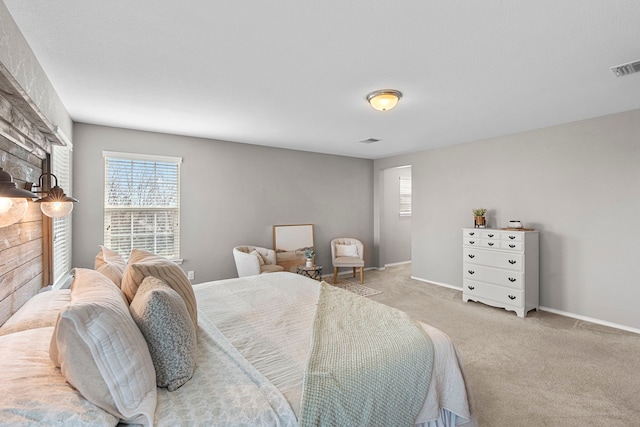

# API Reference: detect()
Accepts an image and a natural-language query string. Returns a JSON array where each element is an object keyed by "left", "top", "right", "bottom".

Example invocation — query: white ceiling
[{"left": 4, "top": 1, "right": 640, "bottom": 159}]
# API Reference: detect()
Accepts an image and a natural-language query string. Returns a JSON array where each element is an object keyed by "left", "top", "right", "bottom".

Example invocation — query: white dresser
[{"left": 462, "top": 228, "right": 539, "bottom": 318}]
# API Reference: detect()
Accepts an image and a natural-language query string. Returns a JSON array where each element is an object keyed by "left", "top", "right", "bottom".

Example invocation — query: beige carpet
[{"left": 350, "top": 264, "right": 640, "bottom": 427}]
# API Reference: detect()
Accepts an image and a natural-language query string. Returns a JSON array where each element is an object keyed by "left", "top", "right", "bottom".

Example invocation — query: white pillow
[
  {"left": 0, "top": 290, "right": 70, "bottom": 336},
  {"left": 336, "top": 244, "right": 359, "bottom": 257},
  {"left": 0, "top": 327, "right": 118, "bottom": 426},
  {"left": 250, "top": 249, "right": 265, "bottom": 266},
  {"left": 94, "top": 245, "right": 127, "bottom": 287},
  {"left": 130, "top": 276, "right": 196, "bottom": 391},
  {"left": 121, "top": 249, "right": 197, "bottom": 330},
  {"left": 49, "top": 268, "right": 157, "bottom": 426}
]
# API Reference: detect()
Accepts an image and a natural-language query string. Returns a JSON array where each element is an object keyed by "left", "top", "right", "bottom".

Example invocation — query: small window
[
  {"left": 399, "top": 176, "right": 411, "bottom": 216},
  {"left": 103, "top": 151, "right": 182, "bottom": 260},
  {"left": 51, "top": 144, "right": 72, "bottom": 286}
]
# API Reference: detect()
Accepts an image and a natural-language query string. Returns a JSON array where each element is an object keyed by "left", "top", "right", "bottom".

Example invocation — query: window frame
[{"left": 103, "top": 151, "right": 182, "bottom": 261}]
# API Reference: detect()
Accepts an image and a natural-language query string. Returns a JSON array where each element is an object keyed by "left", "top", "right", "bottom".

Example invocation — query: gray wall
[
  {"left": 375, "top": 109, "right": 640, "bottom": 330},
  {"left": 72, "top": 123, "right": 374, "bottom": 282},
  {"left": 381, "top": 166, "right": 411, "bottom": 266}
]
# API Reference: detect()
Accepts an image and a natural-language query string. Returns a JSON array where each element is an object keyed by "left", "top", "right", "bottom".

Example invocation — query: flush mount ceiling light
[{"left": 366, "top": 89, "right": 403, "bottom": 111}]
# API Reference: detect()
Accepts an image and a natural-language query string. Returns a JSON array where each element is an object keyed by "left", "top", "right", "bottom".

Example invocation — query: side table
[{"left": 296, "top": 265, "right": 323, "bottom": 281}]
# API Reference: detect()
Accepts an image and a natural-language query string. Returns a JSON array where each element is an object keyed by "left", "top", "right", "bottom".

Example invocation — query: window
[
  {"left": 399, "top": 175, "right": 411, "bottom": 216},
  {"left": 103, "top": 151, "right": 182, "bottom": 260},
  {"left": 51, "top": 143, "right": 72, "bottom": 286}
]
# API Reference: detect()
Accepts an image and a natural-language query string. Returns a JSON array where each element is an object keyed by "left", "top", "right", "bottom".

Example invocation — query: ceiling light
[
  {"left": 0, "top": 168, "right": 38, "bottom": 227},
  {"left": 366, "top": 89, "right": 402, "bottom": 111}
]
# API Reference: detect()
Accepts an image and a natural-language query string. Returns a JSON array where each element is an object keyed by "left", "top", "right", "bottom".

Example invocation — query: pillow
[
  {"left": 250, "top": 249, "right": 265, "bottom": 266},
  {"left": 94, "top": 245, "right": 126, "bottom": 287},
  {"left": 336, "top": 243, "right": 359, "bottom": 257},
  {"left": 121, "top": 249, "right": 197, "bottom": 329},
  {"left": 130, "top": 276, "right": 196, "bottom": 391},
  {"left": 49, "top": 268, "right": 157, "bottom": 426},
  {"left": 0, "top": 290, "right": 70, "bottom": 336},
  {"left": 0, "top": 327, "right": 118, "bottom": 426}
]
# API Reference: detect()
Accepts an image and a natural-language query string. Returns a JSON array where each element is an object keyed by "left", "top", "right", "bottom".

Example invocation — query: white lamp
[
  {"left": 366, "top": 89, "right": 403, "bottom": 111},
  {"left": 0, "top": 168, "right": 37, "bottom": 227}
]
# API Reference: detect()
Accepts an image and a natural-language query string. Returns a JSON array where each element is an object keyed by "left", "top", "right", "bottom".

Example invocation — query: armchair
[
  {"left": 233, "top": 245, "right": 285, "bottom": 277},
  {"left": 330, "top": 238, "right": 365, "bottom": 284}
]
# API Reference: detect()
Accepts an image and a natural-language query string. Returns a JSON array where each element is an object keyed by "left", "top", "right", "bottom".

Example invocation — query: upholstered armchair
[
  {"left": 330, "top": 238, "right": 365, "bottom": 284},
  {"left": 233, "top": 245, "right": 285, "bottom": 277}
]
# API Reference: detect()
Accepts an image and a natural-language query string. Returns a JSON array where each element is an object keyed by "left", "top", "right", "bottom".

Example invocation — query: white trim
[
  {"left": 411, "top": 276, "right": 640, "bottom": 335},
  {"left": 411, "top": 276, "right": 462, "bottom": 291},
  {"left": 385, "top": 260, "right": 411, "bottom": 267},
  {"left": 539, "top": 306, "right": 640, "bottom": 335},
  {"left": 53, "top": 125, "right": 73, "bottom": 150},
  {"left": 102, "top": 150, "right": 182, "bottom": 164}
]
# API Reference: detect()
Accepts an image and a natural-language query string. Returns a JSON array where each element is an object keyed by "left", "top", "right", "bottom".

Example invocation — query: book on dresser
[{"left": 462, "top": 228, "right": 539, "bottom": 318}]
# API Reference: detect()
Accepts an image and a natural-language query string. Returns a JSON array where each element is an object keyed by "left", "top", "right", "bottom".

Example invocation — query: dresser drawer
[
  {"left": 463, "top": 229, "right": 480, "bottom": 238},
  {"left": 464, "top": 248, "right": 523, "bottom": 271},
  {"left": 463, "top": 280, "right": 524, "bottom": 308},
  {"left": 501, "top": 241, "right": 523, "bottom": 251},
  {"left": 463, "top": 264, "right": 523, "bottom": 289},
  {"left": 480, "top": 231, "right": 500, "bottom": 240},
  {"left": 481, "top": 240, "right": 500, "bottom": 249},
  {"left": 462, "top": 237, "right": 480, "bottom": 247},
  {"left": 501, "top": 232, "right": 523, "bottom": 242}
]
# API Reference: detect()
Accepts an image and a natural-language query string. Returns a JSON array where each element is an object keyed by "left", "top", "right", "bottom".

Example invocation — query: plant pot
[
  {"left": 474, "top": 216, "right": 486, "bottom": 228},
  {"left": 306, "top": 259, "right": 313, "bottom": 268}
]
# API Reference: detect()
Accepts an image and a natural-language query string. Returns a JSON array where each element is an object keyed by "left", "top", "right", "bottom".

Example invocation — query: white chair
[
  {"left": 331, "top": 238, "right": 365, "bottom": 284},
  {"left": 233, "top": 245, "right": 285, "bottom": 277}
]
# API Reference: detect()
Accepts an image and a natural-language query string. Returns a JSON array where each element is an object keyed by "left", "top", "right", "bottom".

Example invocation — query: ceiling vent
[
  {"left": 358, "top": 137, "right": 380, "bottom": 144},
  {"left": 610, "top": 60, "right": 640, "bottom": 77}
]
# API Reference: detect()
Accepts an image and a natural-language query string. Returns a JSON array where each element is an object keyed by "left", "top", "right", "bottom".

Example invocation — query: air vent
[
  {"left": 610, "top": 60, "right": 640, "bottom": 77},
  {"left": 358, "top": 137, "right": 381, "bottom": 144}
]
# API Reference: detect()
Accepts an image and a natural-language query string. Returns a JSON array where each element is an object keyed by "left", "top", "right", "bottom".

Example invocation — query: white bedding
[{"left": 191, "top": 272, "right": 476, "bottom": 426}]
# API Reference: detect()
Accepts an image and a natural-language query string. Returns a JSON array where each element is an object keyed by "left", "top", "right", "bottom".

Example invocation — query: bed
[{"left": 0, "top": 248, "right": 476, "bottom": 426}]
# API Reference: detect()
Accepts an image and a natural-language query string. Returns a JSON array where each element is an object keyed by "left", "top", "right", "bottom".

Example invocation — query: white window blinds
[
  {"left": 103, "top": 151, "right": 182, "bottom": 260},
  {"left": 51, "top": 144, "right": 72, "bottom": 286},
  {"left": 399, "top": 175, "right": 411, "bottom": 216}
]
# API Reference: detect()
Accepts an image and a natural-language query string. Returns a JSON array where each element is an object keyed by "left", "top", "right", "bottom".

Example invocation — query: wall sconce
[
  {"left": 26, "top": 173, "right": 78, "bottom": 218},
  {"left": 0, "top": 167, "right": 38, "bottom": 227},
  {"left": 366, "top": 89, "right": 403, "bottom": 111}
]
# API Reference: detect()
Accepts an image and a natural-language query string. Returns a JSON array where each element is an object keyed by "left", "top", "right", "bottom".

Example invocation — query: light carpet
[{"left": 365, "top": 263, "right": 640, "bottom": 427}]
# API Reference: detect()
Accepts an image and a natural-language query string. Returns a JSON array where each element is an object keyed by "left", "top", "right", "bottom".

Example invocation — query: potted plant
[
  {"left": 303, "top": 248, "right": 315, "bottom": 267},
  {"left": 472, "top": 208, "right": 487, "bottom": 228}
]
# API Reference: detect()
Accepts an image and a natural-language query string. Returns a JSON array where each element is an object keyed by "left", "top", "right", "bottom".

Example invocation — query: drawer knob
[
  {"left": 509, "top": 235, "right": 516, "bottom": 240},
  {"left": 468, "top": 254, "right": 475, "bottom": 259},
  {"left": 467, "top": 285, "right": 475, "bottom": 290},
  {"left": 508, "top": 260, "right": 516, "bottom": 264},
  {"left": 488, "top": 233, "right": 494, "bottom": 237},
  {"left": 488, "top": 242, "right": 495, "bottom": 246},
  {"left": 469, "top": 232, "right": 475, "bottom": 236},
  {"left": 469, "top": 241, "right": 475, "bottom": 245},
  {"left": 508, "top": 277, "right": 516, "bottom": 282},
  {"left": 468, "top": 270, "right": 475, "bottom": 275},
  {"left": 509, "top": 244, "right": 516, "bottom": 248},
  {"left": 508, "top": 295, "right": 516, "bottom": 300}
]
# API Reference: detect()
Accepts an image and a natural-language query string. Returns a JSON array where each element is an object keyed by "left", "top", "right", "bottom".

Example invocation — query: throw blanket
[{"left": 299, "top": 282, "right": 434, "bottom": 427}]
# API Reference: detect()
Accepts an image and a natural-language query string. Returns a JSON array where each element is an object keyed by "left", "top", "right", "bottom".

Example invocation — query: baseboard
[
  {"left": 411, "top": 276, "right": 462, "bottom": 291},
  {"left": 539, "top": 306, "right": 640, "bottom": 335},
  {"left": 411, "top": 275, "right": 640, "bottom": 335},
  {"left": 384, "top": 260, "right": 411, "bottom": 268}
]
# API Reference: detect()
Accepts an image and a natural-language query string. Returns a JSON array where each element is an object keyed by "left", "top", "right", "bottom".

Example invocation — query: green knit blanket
[{"left": 299, "top": 281, "right": 434, "bottom": 427}]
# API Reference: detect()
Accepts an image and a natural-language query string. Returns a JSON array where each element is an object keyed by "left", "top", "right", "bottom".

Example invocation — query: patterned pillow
[
  {"left": 94, "top": 246, "right": 126, "bottom": 287},
  {"left": 49, "top": 268, "right": 157, "bottom": 426},
  {"left": 121, "top": 249, "right": 197, "bottom": 330},
  {"left": 130, "top": 276, "right": 196, "bottom": 391}
]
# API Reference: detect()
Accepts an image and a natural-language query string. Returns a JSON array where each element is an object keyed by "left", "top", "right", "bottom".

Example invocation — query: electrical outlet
[{"left": 187, "top": 270, "right": 195, "bottom": 280}]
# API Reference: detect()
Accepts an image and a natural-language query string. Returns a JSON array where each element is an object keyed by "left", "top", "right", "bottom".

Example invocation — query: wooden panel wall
[{"left": 0, "top": 136, "right": 43, "bottom": 324}]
